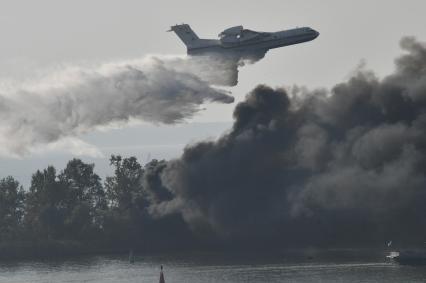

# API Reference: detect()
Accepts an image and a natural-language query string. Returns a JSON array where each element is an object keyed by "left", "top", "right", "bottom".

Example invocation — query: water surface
[{"left": 1, "top": 251, "right": 425, "bottom": 282}]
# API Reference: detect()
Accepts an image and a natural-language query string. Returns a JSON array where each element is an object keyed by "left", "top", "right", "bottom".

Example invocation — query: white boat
[{"left": 387, "top": 250, "right": 426, "bottom": 265}]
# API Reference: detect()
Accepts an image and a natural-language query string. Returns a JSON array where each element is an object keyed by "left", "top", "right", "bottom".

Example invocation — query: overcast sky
[{"left": 1, "top": 0, "right": 425, "bottom": 186}]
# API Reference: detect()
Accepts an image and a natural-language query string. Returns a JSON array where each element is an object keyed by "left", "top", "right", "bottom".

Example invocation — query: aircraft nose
[{"left": 314, "top": 30, "right": 320, "bottom": 38}]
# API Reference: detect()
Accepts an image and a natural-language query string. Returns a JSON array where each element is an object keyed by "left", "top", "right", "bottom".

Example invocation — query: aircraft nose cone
[{"left": 314, "top": 30, "right": 320, "bottom": 38}]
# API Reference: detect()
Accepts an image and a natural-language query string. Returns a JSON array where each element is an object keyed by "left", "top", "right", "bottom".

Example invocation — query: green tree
[
  {"left": 25, "top": 166, "right": 66, "bottom": 240},
  {"left": 105, "top": 155, "right": 145, "bottom": 210},
  {"left": 104, "top": 155, "right": 147, "bottom": 246},
  {"left": 0, "top": 176, "right": 25, "bottom": 241},
  {"left": 58, "top": 158, "right": 106, "bottom": 240}
]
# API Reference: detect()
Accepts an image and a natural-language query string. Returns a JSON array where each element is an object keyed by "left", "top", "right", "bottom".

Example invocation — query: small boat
[{"left": 387, "top": 250, "right": 426, "bottom": 265}]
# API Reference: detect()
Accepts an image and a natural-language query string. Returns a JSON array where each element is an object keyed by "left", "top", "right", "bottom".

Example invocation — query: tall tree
[
  {"left": 104, "top": 155, "right": 147, "bottom": 246},
  {"left": 25, "top": 166, "right": 65, "bottom": 240},
  {"left": 0, "top": 176, "right": 25, "bottom": 241},
  {"left": 58, "top": 159, "right": 106, "bottom": 239},
  {"left": 105, "top": 155, "right": 145, "bottom": 210}
]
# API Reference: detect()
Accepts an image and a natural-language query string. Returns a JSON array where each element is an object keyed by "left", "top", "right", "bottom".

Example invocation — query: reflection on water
[{"left": 1, "top": 251, "right": 426, "bottom": 283}]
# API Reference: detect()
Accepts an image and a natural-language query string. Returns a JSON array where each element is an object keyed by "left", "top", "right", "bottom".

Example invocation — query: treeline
[{"left": 0, "top": 155, "right": 194, "bottom": 259}]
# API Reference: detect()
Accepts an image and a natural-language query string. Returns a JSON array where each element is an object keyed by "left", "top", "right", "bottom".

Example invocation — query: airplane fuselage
[{"left": 188, "top": 27, "right": 319, "bottom": 57}]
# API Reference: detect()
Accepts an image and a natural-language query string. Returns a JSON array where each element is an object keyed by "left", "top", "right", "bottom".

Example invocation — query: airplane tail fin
[{"left": 168, "top": 24, "right": 200, "bottom": 48}]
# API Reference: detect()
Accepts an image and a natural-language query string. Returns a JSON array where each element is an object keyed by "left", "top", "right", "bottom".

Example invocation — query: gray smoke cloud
[
  {"left": 144, "top": 37, "right": 426, "bottom": 247},
  {"left": 0, "top": 55, "right": 235, "bottom": 157}
]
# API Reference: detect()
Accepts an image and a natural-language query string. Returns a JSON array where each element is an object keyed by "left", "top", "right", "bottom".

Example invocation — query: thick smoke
[
  {"left": 0, "top": 56, "right": 235, "bottom": 157},
  {"left": 145, "top": 37, "right": 426, "bottom": 247}
]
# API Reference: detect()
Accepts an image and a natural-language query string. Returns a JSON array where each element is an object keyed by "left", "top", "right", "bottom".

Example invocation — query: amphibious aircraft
[{"left": 169, "top": 24, "right": 319, "bottom": 60}]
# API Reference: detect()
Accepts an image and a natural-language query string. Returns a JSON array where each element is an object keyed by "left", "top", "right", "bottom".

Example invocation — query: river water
[{"left": 0, "top": 251, "right": 425, "bottom": 282}]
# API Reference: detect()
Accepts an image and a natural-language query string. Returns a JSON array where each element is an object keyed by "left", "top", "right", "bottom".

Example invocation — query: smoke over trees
[{"left": 144, "top": 36, "right": 426, "bottom": 247}]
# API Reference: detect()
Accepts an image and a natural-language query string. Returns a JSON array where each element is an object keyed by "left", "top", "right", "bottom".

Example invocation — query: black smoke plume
[{"left": 145, "top": 37, "right": 426, "bottom": 247}]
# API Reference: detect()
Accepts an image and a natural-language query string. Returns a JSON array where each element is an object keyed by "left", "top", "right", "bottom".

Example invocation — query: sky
[{"left": 0, "top": 0, "right": 425, "bottom": 187}]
